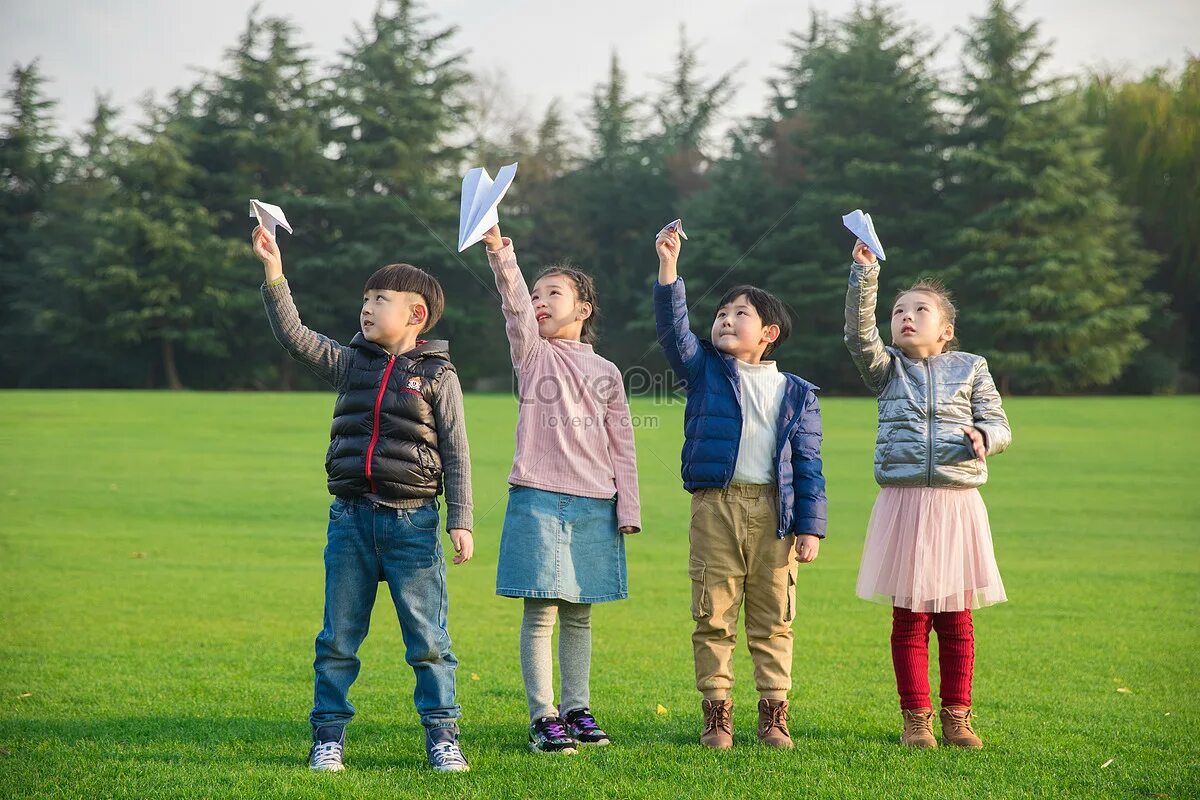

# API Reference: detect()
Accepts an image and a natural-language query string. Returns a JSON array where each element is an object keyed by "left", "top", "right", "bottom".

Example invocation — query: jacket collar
[{"left": 350, "top": 333, "right": 451, "bottom": 362}]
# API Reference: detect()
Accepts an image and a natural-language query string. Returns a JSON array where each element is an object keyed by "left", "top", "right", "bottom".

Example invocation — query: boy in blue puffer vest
[
  {"left": 252, "top": 225, "right": 473, "bottom": 774},
  {"left": 652, "top": 222, "right": 827, "bottom": 750}
]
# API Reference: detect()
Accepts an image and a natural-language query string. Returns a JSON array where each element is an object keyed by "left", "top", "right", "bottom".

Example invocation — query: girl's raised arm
[
  {"left": 844, "top": 240, "right": 893, "bottom": 394},
  {"left": 482, "top": 224, "right": 543, "bottom": 371}
]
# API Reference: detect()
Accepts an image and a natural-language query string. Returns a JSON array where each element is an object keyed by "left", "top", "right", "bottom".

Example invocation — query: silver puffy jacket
[{"left": 844, "top": 262, "right": 1011, "bottom": 488}]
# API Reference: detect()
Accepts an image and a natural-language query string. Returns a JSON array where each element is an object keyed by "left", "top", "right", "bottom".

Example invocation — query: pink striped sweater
[{"left": 487, "top": 239, "right": 641, "bottom": 531}]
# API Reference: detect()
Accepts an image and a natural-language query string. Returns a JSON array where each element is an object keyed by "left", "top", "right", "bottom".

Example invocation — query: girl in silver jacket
[{"left": 844, "top": 238, "right": 1011, "bottom": 751}]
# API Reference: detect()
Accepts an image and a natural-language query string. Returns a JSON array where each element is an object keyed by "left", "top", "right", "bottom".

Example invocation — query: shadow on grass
[{"left": 8, "top": 714, "right": 901, "bottom": 768}]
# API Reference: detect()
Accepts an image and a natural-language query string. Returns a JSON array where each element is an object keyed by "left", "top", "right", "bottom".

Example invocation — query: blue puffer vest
[{"left": 654, "top": 278, "right": 828, "bottom": 538}]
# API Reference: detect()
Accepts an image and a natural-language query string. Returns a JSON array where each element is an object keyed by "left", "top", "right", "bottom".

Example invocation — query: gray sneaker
[
  {"left": 426, "top": 726, "right": 469, "bottom": 773},
  {"left": 309, "top": 726, "right": 345, "bottom": 772}
]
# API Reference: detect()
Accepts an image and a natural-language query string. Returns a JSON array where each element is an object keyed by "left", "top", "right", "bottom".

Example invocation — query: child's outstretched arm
[
  {"left": 432, "top": 370, "right": 475, "bottom": 564},
  {"left": 966, "top": 362, "right": 1012, "bottom": 458},
  {"left": 652, "top": 224, "right": 703, "bottom": 385},
  {"left": 480, "top": 224, "right": 542, "bottom": 371},
  {"left": 844, "top": 239, "right": 893, "bottom": 394},
  {"left": 253, "top": 225, "right": 349, "bottom": 388},
  {"left": 602, "top": 371, "right": 642, "bottom": 534}
]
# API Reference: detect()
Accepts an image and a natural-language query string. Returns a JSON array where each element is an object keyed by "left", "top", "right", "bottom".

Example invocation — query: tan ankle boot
[
  {"left": 900, "top": 708, "right": 938, "bottom": 748},
  {"left": 699, "top": 699, "right": 733, "bottom": 749},
  {"left": 940, "top": 706, "right": 983, "bottom": 748},
  {"left": 757, "top": 699, "right": 794, "bottom": 749}
]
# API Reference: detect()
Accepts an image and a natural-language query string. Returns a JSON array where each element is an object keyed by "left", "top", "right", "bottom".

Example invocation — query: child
[
  {"left": 844, "top": 238, "right": 1011, "bottom": 749},
  {"left": 252, "top": 225, "right": 474, "bottom": 773},
  {"left": 474, "top": 223, "right": 640, "bottom": 755},
  {"left": 653, "top": 223, "right": 827, "bottom": 750}
]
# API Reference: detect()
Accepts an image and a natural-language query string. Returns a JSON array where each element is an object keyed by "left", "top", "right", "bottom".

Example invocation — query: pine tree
[
  {"left": 0, "top": 62, "right": 63, "bottom": 385},
  {"left": 76, "top": 102, "right": 244, "bottom": 389},
  {"left": 1083, "top": 61, "right": 1200, "bottom": 389},
  {"left": 327, "top": 0, "right": 501, "bottom": 382},
  {"left": 178, "top": 11, "right": 335, "bottom": 388},
  {"left": 686, "top": 4, "right": 947, "bottom": 388},
  {"left": 946, "top": 0, "right": 1155, "bottom": 392}
]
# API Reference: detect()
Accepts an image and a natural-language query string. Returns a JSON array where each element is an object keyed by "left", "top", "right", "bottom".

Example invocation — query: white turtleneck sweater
[{"left": 732, "top": 359, "right": 787, "bottom": 485}]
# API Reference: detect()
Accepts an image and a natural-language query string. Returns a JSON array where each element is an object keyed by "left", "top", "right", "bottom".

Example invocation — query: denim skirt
[{"left": 495, "top": 485, "right": 628, "bottom": 603}]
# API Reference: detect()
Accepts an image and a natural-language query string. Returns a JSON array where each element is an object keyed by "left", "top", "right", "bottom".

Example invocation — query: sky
[{"left": 2, "top": 0, "right": 1197, "bottom": 139}]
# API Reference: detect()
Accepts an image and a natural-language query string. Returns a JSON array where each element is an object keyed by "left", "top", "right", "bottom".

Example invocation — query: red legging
[{"left": 891, "top": 606, "right": 974, "bottom": 710}]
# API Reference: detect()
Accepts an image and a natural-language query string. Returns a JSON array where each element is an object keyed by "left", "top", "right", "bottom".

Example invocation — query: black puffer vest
[{"left": 326, "top": 335, "right": 454, "bottom": 500}]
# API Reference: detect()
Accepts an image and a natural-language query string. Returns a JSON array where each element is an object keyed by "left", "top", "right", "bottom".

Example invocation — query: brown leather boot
[
  {"left": 900, "top": 708, "right": 938, "bottom": 748},
  {"left": 699, "top": 699, "right": 733, "bottom": 749},
  {"left": 940, "top": 706, "right": 983, "bottom": 748},
  {"left": 757, "top": 698, "right": 794, "bottom": 749}
]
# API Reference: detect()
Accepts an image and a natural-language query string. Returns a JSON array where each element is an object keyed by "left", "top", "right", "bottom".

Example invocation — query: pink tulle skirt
[{"left": 855, "top": 487, "right": 1007, "bottom": 613}]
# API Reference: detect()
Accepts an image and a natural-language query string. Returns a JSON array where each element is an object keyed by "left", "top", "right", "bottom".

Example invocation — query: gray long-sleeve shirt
[{"left": 262, "top": 278, "right": 473, "bottom": 531}]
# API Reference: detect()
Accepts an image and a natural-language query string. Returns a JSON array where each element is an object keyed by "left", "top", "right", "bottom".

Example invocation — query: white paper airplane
[
  {"left": 457, "top": 162, "right": 518, "bottom": 251},
  {"left": 657, "top": 218, "right": 688, "bottom": 240},
  {"left": 842, "top": 209, "right": 885, "bottom": 261},
  {"left": 249, "top": 200, "right": 293, "bottom": 237}
]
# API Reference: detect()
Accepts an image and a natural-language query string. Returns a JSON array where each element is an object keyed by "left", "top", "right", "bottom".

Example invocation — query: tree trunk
[{"left": 162, "top": 339, "right": 185, "bottom": 390}]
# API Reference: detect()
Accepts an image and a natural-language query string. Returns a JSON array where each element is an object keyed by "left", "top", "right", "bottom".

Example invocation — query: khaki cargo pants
[{"left": 689, "top": 484, "right": 797, "bottom": 700}]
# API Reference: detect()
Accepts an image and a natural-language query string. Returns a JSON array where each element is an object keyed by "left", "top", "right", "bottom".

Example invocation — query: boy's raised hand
[
  {"left": 852, "top": 238, "right": 877, "bottom": 267},
  {"left": 252, "top": 225, "right": 283, "bottom": 281},
  {"left": 449, "top": 529, "right": 474, "bottom": 565},
  {"left": 656, "top": 224, "right": 681, "bottom": 265},
  {"left": 656, "top": 224, "right": 682, "bottom": 285},
  {"left": 481, "top": 224, "right": 504, "bottom": 253}
]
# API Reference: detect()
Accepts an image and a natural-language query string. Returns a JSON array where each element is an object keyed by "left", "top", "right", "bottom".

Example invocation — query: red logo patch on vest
[{"left": 402, "top": 375, "right": 423, "bottom": 396}]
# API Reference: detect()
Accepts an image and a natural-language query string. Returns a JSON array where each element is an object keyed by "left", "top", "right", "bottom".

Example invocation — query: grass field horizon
[{"left": 1, "top": 391, "right": 1197, "bottom": 799}]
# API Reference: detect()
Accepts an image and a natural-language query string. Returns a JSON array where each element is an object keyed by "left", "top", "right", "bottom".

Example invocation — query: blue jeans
[{"left": 310, "top": 496, "right": 459, "bottom": 731}]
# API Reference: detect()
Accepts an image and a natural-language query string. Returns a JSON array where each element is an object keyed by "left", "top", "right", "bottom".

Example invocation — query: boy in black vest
[{"left": 253, "top": 225, "right": 473, "bottom": 773}]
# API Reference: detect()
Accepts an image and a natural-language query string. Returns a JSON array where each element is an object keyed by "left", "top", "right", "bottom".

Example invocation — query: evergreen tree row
[{"left": 2, "top": 1, "right": 1191, "bottom": 393}]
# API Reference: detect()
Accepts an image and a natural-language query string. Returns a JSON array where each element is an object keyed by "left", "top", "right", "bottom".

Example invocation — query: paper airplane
[
  {"left": 249, "top": 200, "right": 293, "bottom": 237},
  {"left": 657, "top": 218, "right": 688, "bottom": 240},
  {"left": 842, "top": 209, "right": 885, "bottom": 261},
  {"left": 457, "top": 162, "right": 518, "bottom": 251}
]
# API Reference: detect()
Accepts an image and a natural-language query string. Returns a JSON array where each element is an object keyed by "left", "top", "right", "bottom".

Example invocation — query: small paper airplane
[
  {"left": 249, "top": 200, "right": 293, "bottom": 237},
  {"left": 457, "top": 162, "right": 518, "bottom": 251},
  {"left": 657, "top": 218, "right": 688, "bottom": 240},
  {"left": 842, "top": 209, "right": 885, "bottom": 261}
]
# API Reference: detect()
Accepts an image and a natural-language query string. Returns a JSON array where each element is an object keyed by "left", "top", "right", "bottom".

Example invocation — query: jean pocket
[
  {"left": 688, "top": 558, "right": 709, "bottom": 619},
  {"left": 403, "top": 503, "right": 440, "bottom": 532},
  {"left": 329, "top": 497, "right": 350, "bottom": 523}
]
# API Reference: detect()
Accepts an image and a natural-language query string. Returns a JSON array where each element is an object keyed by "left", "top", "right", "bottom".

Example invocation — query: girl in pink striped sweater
[{"left": 475, "top": 224, "right": 641, "bottom": 755}]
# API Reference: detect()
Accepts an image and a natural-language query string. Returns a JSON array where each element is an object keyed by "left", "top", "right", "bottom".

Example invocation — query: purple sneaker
[
  {"left": 528, "top": 715, "right": 578, "bottom": 754},
  {"left": 564, "top": 707, "right": 611, "bottom": 746}
]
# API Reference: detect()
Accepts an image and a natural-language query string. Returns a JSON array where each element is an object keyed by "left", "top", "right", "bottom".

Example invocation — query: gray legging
[{"left": 520, "top": 598, "right": 592, "bottom": 721}]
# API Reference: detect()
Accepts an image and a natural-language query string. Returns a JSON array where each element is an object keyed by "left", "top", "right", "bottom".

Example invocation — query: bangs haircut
[
  {"left": 715, "top": 284, "right": 794, "bottom": 356},
  {"left": 363, "top": 263, "right": 445, "bottom": 332}
]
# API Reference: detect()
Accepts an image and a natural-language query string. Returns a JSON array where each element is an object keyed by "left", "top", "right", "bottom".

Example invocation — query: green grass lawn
[{"left": 1, "top": 391, "right": 1197, "bottom": 799}]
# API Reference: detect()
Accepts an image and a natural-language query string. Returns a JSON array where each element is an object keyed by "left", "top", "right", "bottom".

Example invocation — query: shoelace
[
  {"left": 765, "top": 704, "right": 788, "bottom": 732},
  {"left": 538, "top": 718, "right": 570, "bottom": 740},
  {"left": 944, "top": 710, "right": 974, "bottom": 735},
  {"left": 569, "top": 710, "right": 601, "bottom": 733},
  {"left": 704, "top": 704, "right": 731, "bottom": 733},
  {"left": 910, "top": 713, "right": 935, "bottom": 737},
  {"left": 429, "top": 741, "right": 467, "bottom": 767},
  {"left": 311, "top": 740, "right": 343, "bottom": 768}
]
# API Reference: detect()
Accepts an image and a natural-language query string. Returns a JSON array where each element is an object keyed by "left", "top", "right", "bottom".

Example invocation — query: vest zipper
[
  {"left": 365, "top": 354, "right": 396, "bottom": 493},
  {"left": 924, "top": 359, "right": 935, "bottom": 486}
]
